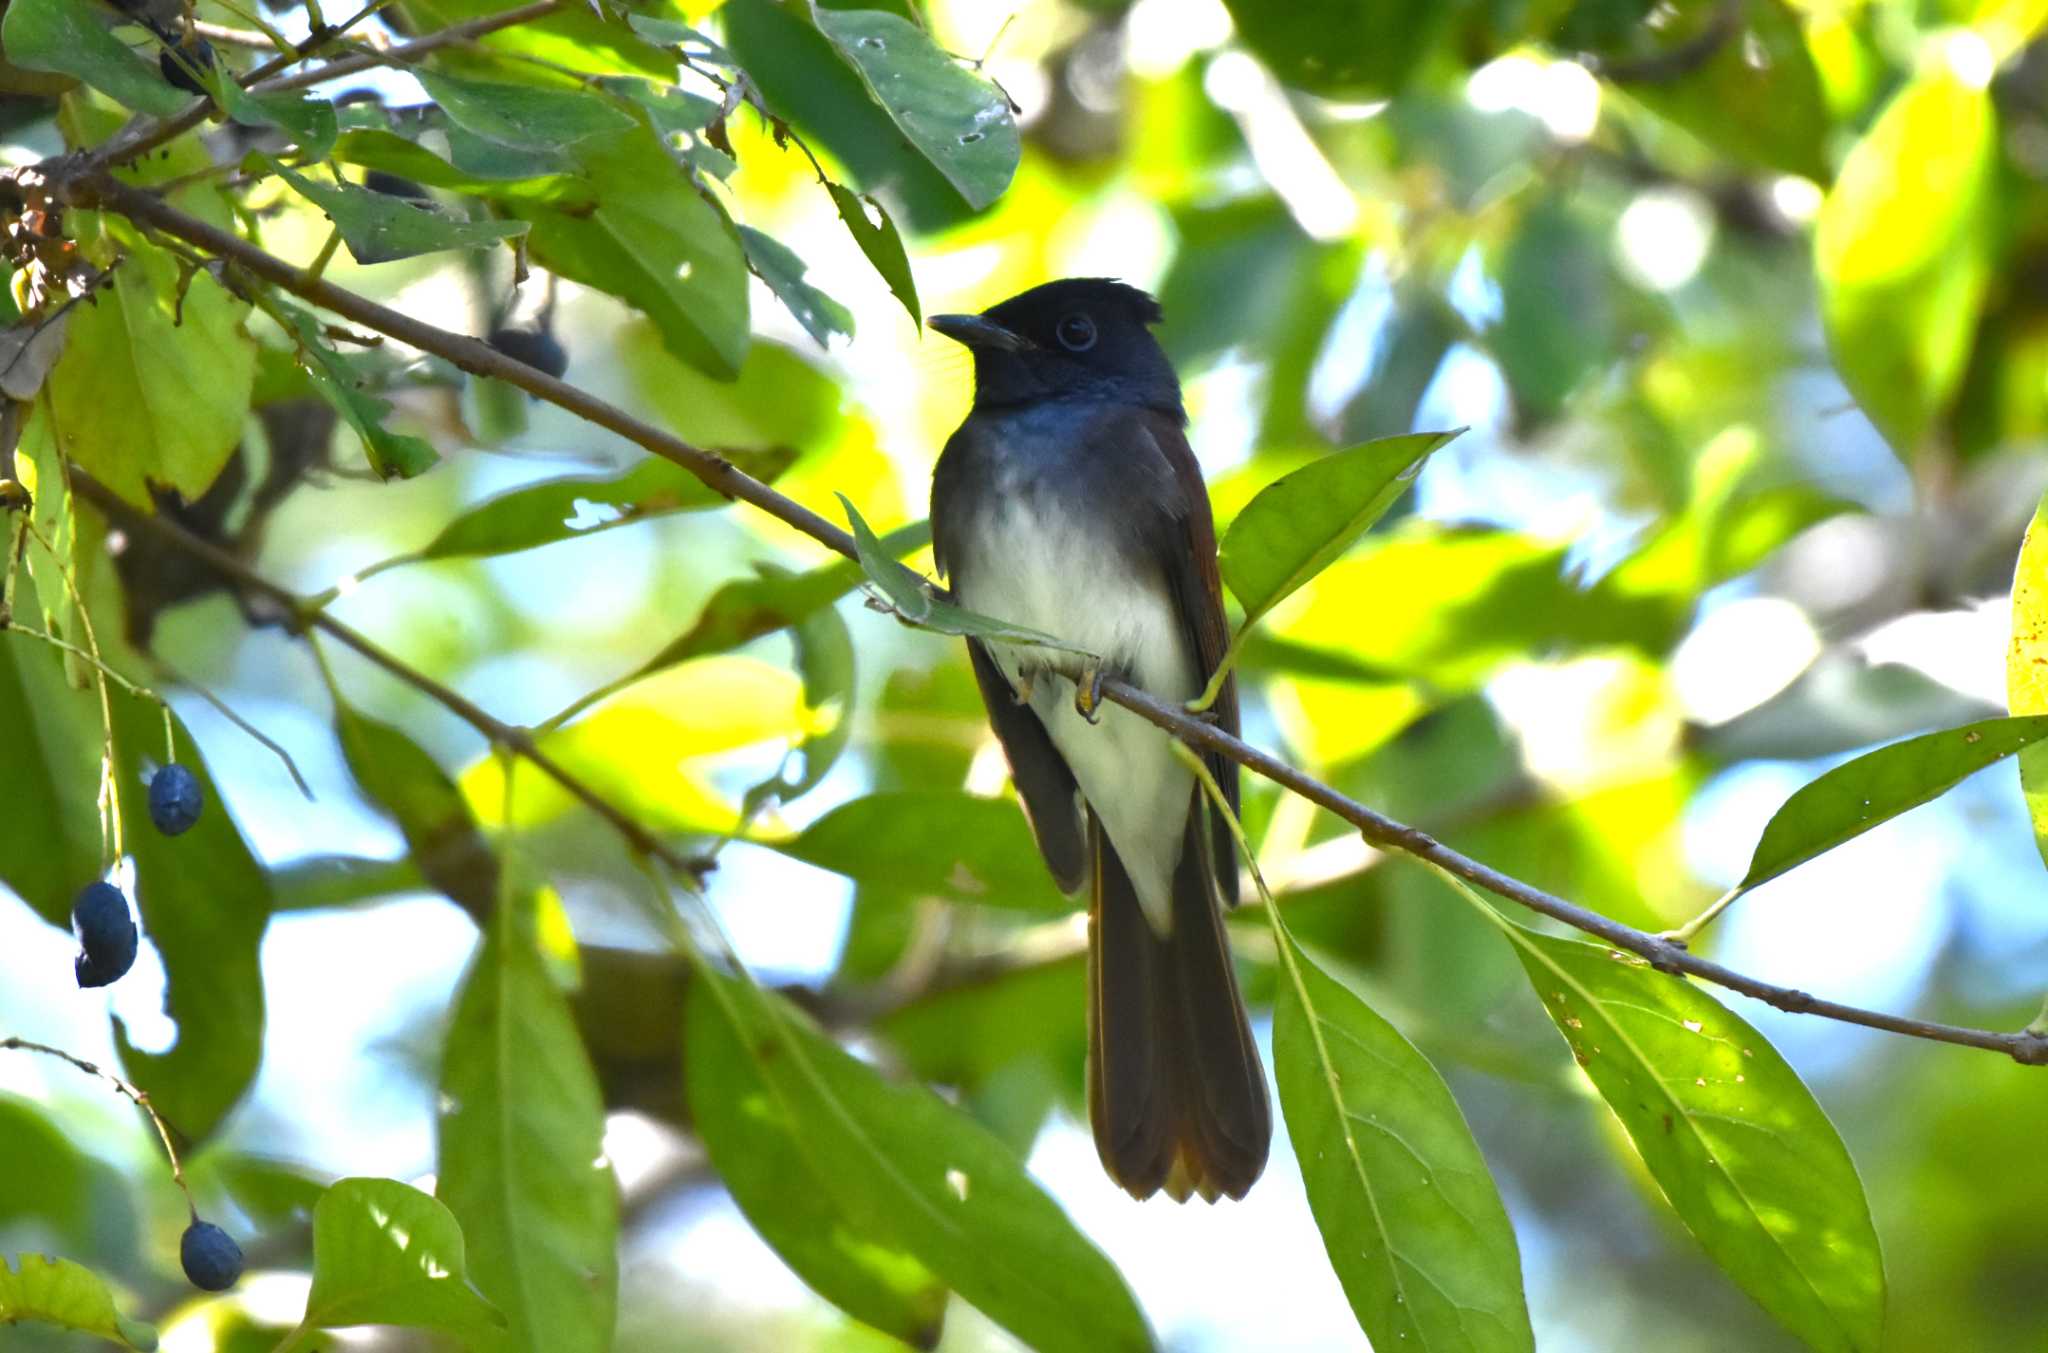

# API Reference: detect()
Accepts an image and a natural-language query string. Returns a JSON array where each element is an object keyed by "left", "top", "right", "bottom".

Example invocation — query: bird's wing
[
  {"left": 1124, "top": 409, "right": 1241, "bottom": 904},
  {"left": 932, "top": 420, "right": 1089, "bottom": 894}
]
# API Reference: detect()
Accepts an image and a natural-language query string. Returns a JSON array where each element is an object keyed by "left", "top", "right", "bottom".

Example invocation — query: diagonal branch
[
  {"left": 50, "top": 167, "right": 2048, "bottom": 1068},
  {"left": 68, "top": 471, "right": 711, "bottom": 887}
]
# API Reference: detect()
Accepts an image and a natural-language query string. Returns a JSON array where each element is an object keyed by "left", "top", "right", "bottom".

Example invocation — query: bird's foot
[
  {"left": 1073, "top": 663, "right": 1105, "bottom": 725},
  {"left": 1011, "top": 670, "right": 1036, "bottom": 705}
]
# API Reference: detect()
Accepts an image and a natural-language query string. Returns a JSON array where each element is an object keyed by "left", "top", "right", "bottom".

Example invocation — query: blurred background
[{"left": 5, "top": 0, "right": 2048, "bottom": 1348}]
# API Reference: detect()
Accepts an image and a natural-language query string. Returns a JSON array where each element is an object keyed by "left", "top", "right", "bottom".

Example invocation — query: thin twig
[
  {"left": 48, "top": 163, "right": 2048, "bottom": 1069},
  {"left": 251, "top": 0, "right": 564, "bottom": 96},
  {"left": 1, "top": 1036, "right": 196, "bottom": 1216},
  {"left": 68, "top": 471, "right": 710, "bottom": 885}
]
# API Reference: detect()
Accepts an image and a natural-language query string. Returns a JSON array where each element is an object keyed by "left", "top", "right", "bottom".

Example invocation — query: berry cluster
[{"left": 68, "top": 764, "right": 202, "bottom": 987}]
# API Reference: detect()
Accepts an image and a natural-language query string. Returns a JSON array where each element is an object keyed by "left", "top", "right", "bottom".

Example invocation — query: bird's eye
[{"left": 1055, "top": 313, "right": 1097, "bottom": 352}]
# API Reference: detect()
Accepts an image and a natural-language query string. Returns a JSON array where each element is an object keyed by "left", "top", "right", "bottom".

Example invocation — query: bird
[{"left": 928, "top": 278, "right": 1271, "bottom": 1202}]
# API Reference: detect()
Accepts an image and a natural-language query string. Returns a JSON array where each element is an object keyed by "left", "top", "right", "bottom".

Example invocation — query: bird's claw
[
  {"left": 1073, "top": 664, "right": 1104, "bottom": 725},
  {"left": 1011, "top": 670, "right": 1035, "bottom": 705}
]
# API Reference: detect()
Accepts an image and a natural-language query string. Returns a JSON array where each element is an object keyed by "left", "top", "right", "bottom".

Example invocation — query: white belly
[{"left": 956, "top": 498, "right": 1197, "bottom": 932}]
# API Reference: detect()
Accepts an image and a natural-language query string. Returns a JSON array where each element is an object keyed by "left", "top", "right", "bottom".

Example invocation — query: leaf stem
[
  {"left": 1, "top": 1036, "right": 196, "bottom": 1216},
  {"left": 1660, "top": 885, "right": 1743, "bottom": 947}
]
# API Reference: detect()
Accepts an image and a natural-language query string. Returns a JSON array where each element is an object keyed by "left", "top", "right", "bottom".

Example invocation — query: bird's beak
[{"left": 929, "top": 313, "right": 1031, "bottom": 352}]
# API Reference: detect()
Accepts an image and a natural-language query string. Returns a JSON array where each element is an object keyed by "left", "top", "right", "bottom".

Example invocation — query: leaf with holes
[
  {"left": 828, "top": 183, "right": 920, "bottom": 326},
  {"left": 812, "top": 8, "right": 1019, "bottom": 210},
  {"left": 1273, "top": 931, "right": 1532, "bottom": 1352},
  {"left": 742, "top": 227, "right": 854, "bottom": 347},
  {"left": 1502, "top": 924, "right": 1884, "bottom": 1352}
]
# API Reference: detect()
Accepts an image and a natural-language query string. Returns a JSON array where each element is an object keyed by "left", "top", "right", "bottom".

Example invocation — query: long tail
[{"left": 1087, "top": 799, "right": 1271, "bottom": 1201}]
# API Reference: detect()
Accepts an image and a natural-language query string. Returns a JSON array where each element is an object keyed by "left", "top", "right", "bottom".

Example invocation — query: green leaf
[
  {"left": 416, "top": 68, "right": 636, "bottom": 152},
  {"left": 438, "top": 895, "right": 619, "bottom": 1353},
  {"left": 635, "top": 522, "right": 927, "bottom": 677},
  {"left": 685, "top": 977, "right": 947, "bottom": 1347},
  {"left": 741, "top": 227, "right": 854, "bottom": 347},
  {"left": 1501, "top": 925, "right": 1884, "bottom": 1353},
  {"left": 1219, "top": 430, "right": 1459, "bottom": 626},
  {"left": 1, "top": 0, "right": 187, "bottom": 115},
  {"left": 270, "top": 160, "right": 528, "bottom": 266},
  {"left": 1613, "top": 0, "right": 1829, "bottom": 180},
  {"left": 2009, "top": 492, "right": 2048, "bottom": 871},
  {"left": 520, "top": 131, "right": 748, "bottom": 378},
  {"left": 396, "top": 0, "right": 676, "bottom": 78},
  {"left": 114, "top": 701, "right": 271, "bottom": 1142},
  {"left": 0, "top": 1094, "right": 95, "bottom": 1244},
  {"left": 811, "top": 8, "right": 1020, "bottom": 211},
  {"left": 686, "top": 968, "right": 1151, "bottom": 1352},
  {"left": 47, "top": 241, "right": 255, "bottom": 508},
  {"left": 409, "top": 448, "right": 797, "bottom": 564},
  {"left": 330, "top": 690, "right": 497, "bottom": 916},
  {"left": 768, "top": 790, "right": 1068, "bottom": 911},
  {"left": 840, "top": 495, "right": 1091, "bottom": 653},
  {"left": 269, "top": 853, "right": 426, "bottom": 912},
  {"left": 332, "top": 129, "right": 578, "bottom": 199},
  {"left": 621, "top": 327, "right": 843, "bottom": 454},
  {"left": 217, "top": 84, "right": 338, "bottom": 159},
  {"left": 1273, "top": 933, "right": 1531, "bottom": 1352},
  {"left": 744, "top": 566, "right": 855, "bottom": 809},
  {"left": 827, "top": 183, "right": 920, "bottom": 327},
  {"left": 275, "top": 301, "right": 439, "bottom": 479},
  {"left": 294, "top": 1178, "right": 506, "bottom": 1342},
  {"left": 0, "top": 1253, "right": 158, "bottom": 1350},
  {"left": 0, "top": 575, "right": 103, "bottom": 927},
  {"left": 1222, "top": 0, "right": 1462, "bottom": 97},
  {"left": 1816, "top": 66, "right": 1995, "bottom": 455},
  {"left": 1737, "top": 717, "right": 2048, "bottom": 894}
]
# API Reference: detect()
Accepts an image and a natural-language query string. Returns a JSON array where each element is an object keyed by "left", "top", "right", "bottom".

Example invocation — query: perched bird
[{"left": 929, "top": 279, "right": 1270, "bottom": 1201}]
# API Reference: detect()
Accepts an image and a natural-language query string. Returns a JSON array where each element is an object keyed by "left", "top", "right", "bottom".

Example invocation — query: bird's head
[{"left": 930, "top": 278, "right": 1182, "bottom": 416}]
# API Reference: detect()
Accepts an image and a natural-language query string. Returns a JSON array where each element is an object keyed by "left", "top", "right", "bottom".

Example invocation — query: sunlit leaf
[
  {"left": 1220, "top": 430, "right": 1459, "bottom": 626},
  {"left": 811, "top": 8, "right": 1020, "bottom": 211},
  {"left": 270, "top": 161, "right": 528, "bottom": 266},
  {"left": 47, "top": 241, "right": 255, "bottom": 508},
  {"left": 1816, "top": 65, "right": 1995, "bottom": 455},
  {"left": 620, "top": 326, "right": 844, "bottom": 454},
  {"left": 768, "top": 790, "right": 1069, "bottom": 911},
  {"left": 841, "top": 496, "right": 1092, "bottom": 653},
  {"left": 744, "top": 566, "right": 855, "bottom": 809},
  {"left": 0, "top": 1253, "right": 157, "bottom": 1350},
  {"left": 1, "top": 0, "right": 186, "bottom": 115},
  {"left": 438, "top": 895, "right": 619, "bottom": 1353},
  {"left": 687, "top": 968, "right": 1151, "bottom": 1352},
  {"left": 1500, "top": 924, "right": 1885, "bottom": 1352},
  {"left": 274, "top": 302, "right": 439, "bottom": 479},
  {"left": 742, "top": 227, "right": 855, "bottom": 347},
  {"left": 462, "top": 657, "right": 816, "bottom": 837},
  {"left": 395, "top": 0, "right": 674, "bottom": 78},
  {"left": 1273, "top": 932, "right": 1532, "bottom": 1351},
  {"left": 685, "top": 977, "right": 948, "bottom": 1347},
  {"left": 1736, "top": 717, "right": 2048, "bottom": 894},
  {"left": 292, "top": 1178, "right": 505, "bottom": 1342},
  {"left": 2009, "top": 492, "right": 2048, "bottom": 871}
]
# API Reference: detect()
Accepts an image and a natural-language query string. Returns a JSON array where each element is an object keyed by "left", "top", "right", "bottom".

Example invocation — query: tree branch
[
  {"left": 47, "top": 163, "right": 2048, "bottom": 1069},
  {"left": 67, "top": 471, "right": 711, "bottom": 887}
]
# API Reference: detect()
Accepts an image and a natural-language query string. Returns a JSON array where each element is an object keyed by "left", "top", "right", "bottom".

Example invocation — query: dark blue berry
[
  {"left": 148, "top": 763, "right": 203, "bottom": 836},
  {"left": 486, "top": 327, "right": 569, "bottom": 381},
  {"left": 71, "top": 882, "right": 137, "bottom": 988},
  {"left": 158, "top": 36, "right": 215, "bottom": 97},
  {"left": 180, "top": 1220, "right": 243, "bottom": 1291}
]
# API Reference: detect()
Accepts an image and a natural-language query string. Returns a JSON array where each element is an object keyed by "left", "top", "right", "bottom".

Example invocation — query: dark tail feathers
[{"left": 1087, "top": 801, "right": 1270, "bottom": 1202}]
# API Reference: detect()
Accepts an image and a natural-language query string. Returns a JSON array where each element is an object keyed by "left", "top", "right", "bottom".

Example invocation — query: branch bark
[{"left": 47, "top": 162, "right": 2048, "bottom": 1069}]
